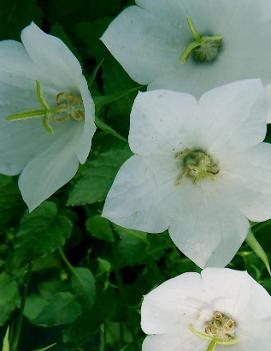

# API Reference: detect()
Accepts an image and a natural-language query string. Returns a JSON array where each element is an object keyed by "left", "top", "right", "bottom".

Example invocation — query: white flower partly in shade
[
  {"left": 141, "top": 268, "right": 271, "bottom": 351},
  {"left": 0, "top": 22, "right": 96, "bottom": 211},
  {"left": 101, "top": 0, "right": 271, "bottom": 97},
  {"left": 102, "top": 79, "right": 271, "bottom": 268}
]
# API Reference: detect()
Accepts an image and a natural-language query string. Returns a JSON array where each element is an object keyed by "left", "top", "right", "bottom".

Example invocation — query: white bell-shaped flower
[
  {"left": 0, "top": 23, "right": 96, "bottom": 211},
  {"left": 103, "top": 79, "right": 271, "bottom": 268},
  {"left": 141, "top": 268, "right": 271, "bottom": 351},
  {"left": 102, "top": 0, "right": 271, "bottom": 98}
]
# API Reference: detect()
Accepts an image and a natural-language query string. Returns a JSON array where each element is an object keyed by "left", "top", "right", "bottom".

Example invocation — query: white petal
[
  {"left": 198, "top": 80, "right": 267, "bottom": 156},
  {"left": 201, "top": 268, "right": 252, "bottom": 317},
  {"left": 104, "top": 0, "right": 271, "bottom": 96},
  {"left": 0, "top": 40, "right": 40, "bottom": 79},
  {"left": 129, "top": 90, "right": 198, "bottom": 155},
  {"left": 102, "top": 155, "right": 179, "bottom": 233},
  {"left": 224, "top": 143, "right": 271, "bottom": 222},
  {"left": 0, "top": 118, "right": 52, "bottom": 176},
  {"left": 237, "top": 316, "right": 271, "bottom": 351},
  {"left": 240, "top": 272, "right": 271, "bottom": 321},
  {"left": 0, "top": 77, "right": 56, "bottom": 175},
  {"left": 101, "top": 5, "right": 189, "bottom": 84},
  {"left": 18, "top": 123, "right": 80, "bottom": 211},
  {"left": 168, "top": 179, "right": 249, "bottom": 268},
  {"left": 21, "top": 22, "right": 82, "bottom": 88},
  {"left": 75, "top": 77, "right": 96, "bottom": 164},
  {"left": 0, "top": 37, "right": 70, "bottom": 93},
  {"left": 143, "top": 334, "right": 206, "bottom": 351},
  {"left": 141, "top": 272, "right": 202, "bottom": 334},
  {"left": 266, "top": 83, "right": 271, "bottom": 123}
]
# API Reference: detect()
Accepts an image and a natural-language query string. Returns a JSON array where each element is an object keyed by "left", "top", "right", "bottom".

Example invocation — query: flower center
[
  {"left": 189, "top": 311, "right": 238, "bottom": 351},
  {"left": 180, "top": 16, "right": 223, "bottom": 64},
  {"left": 54, "top": 92, "right": 84, "bottom": 122},
  {"left": 175, "top": 148, "right": 219, "bottom": 184},
  {"left": 205, "top": 311, "right": 237, "bottom": 342},
  {"left": 5, "top": 80, "right": 84, "bottom": 134}
]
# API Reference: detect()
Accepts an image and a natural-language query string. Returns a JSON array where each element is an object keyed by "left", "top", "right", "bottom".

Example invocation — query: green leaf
[
  {"left": 71, "top": 267, "right": 96, "bottom": 309},
  {"left": 94, "top": 86, "right": 141, "bottom": 111},
  {"left": 102, "top": 56, "right": 140, "bottom": 136},
  {"left": 0, "top": 273, "right": 20, "bottom": 326},
  {"left": 88, "top": 59, "right": 104, "bottom": 88},
  {"left": 96, "top": 258, "right": 111, "bottom": 279},
  {"left": 50, "top": 23, "right": 82, "bottom": 63},
  {"left": 67, "top": 143, "right": 132, "bottom": 206},
  {"left": 72, "top": 18, "right": 112, "bottom": 61},
  {"left": 246, "top": 229, "right": 271, "bottom": 275},
  {"left": 86, "top": 215, "right": 114, "bottom": 242},
  {"left": 2, "top": 327, "right": 10, "bottom": 351},
  {"left": 0, "top": 0, "right": 42, "bottom": 40},
  {"left": 63, "top": 290, "right": 116, "bottom": 346},
  {"left": 11, "top": 202, "right": 72, "bottom": 267},
  {"left": 114, "top": 226, "right": 149, "bottom": 268},
  {"left": 32, "top": 292, "right": 81, "bottom": 327},
  {"left": 33, "top": 343, "right": 57, "bottom": 351},
  {"left": 0, "top": 175, "right": 24, "bottom": 230},
  {"left": 24, "top": 295, "right": 49, "bottom": 321},
  {"left": 114, "top": 225, "right": 148, "bottom": 244},
  {"left": 95, "top": 116, "right": 127, "bottom": 142}
]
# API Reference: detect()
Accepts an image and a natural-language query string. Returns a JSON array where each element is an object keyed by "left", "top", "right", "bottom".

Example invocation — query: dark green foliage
[{"left": 0, "top": 1, "right": 270, "bottom": 351}]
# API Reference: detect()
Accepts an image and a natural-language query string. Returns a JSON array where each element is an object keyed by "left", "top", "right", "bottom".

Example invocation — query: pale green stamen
[
  {"left": 180, "top": 16, "right": 223, "bottom": 64},
  {"left": 6, "top": 81, "right": 84, "bottom": 134},
  {"left": 189, "top": 311, "right": 238, "bottom": 351}
]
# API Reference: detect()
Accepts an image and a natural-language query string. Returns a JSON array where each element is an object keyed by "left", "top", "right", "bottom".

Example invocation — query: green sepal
[
  {"left": 246, "top": 229, "right": 271, "bottom": 275},
  {"left": 2, "top": 326, "right": 10, "bottom": 351}
]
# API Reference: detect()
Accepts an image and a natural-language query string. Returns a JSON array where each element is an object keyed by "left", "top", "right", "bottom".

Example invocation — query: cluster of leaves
[{"left": 1, "top": 0, "right": 271, "bottom": 350}]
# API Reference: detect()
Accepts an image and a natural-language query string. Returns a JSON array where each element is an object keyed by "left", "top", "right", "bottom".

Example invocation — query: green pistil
[
  {"left": 180, "top": 16, "right": 223, "bottom": 64},
  {"left": 189, "top": 324, "right": 238, "bottom": 351},
  {"left": 207, "top": 339, "right": 217, "bottom": 351},
  {"left": 5, "top": 81, "right": 84, "bottom": 134},
  {"left": 176, "top": 148, "right": 219, "bottom": 184},
  {"left": 5, "top": 81, "right": 61, "bottom": 134}
]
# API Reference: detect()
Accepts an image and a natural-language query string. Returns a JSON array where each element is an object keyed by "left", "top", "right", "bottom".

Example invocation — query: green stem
[
  {"left": 58, "top": 248, "right": 86, "bottom": 288},
  {"left": 113, "top": 252, "right": 138, "bottom": 351},
  {"left": 10, "top": 265, "right": 32, "bottom": 351},
  {"left": 99, "top": 324, "right": 106, "bottom": 351},
  {"left": 59, "top": 248, "right": 77, "bottom": 276}
]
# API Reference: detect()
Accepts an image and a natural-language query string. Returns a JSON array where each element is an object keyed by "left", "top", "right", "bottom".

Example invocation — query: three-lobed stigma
[{"left": 5, "top": 80, "right": 84, "bottom": 134}]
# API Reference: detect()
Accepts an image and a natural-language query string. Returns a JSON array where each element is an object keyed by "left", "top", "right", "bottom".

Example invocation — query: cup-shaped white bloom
[
  {"left": 0, "top": 22, "right": 96, "bottom": 211},
  {"left": 141, "top": 268, "right": 271, "bottom": 351},
  {"left": 101, "top": 0, "right": 271, "bottom": 98},
  {"left": 102, "top": 79, "right": 271, "bottom": 268}
]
